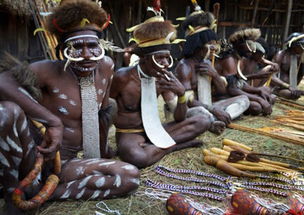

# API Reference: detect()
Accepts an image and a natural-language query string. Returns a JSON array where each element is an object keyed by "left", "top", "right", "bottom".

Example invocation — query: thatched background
[{"left": 0, "top": 0, "right": 31, "bottom": 16}]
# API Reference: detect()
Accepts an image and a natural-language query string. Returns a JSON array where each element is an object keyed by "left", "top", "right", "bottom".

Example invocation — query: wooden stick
[
  {"left": 222, "top": 139, "right": 253, "bottom": 151},
  {"left": 228, "top": 123, "right": 304, "bottom": 146},
  {"left": 277, "top": 99, "right": 304, "bottom": 110}
]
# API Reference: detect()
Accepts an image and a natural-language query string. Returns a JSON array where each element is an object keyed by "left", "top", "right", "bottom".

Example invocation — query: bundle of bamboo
[{"left": 202, "top": 139, "right": 302, "bottom": 178}]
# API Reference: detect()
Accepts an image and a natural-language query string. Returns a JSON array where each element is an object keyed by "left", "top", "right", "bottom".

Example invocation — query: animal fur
[
  {"left": 133, "top": 21, "right": 176, "bottom": 42},
  {"left": 182, "top": 11, "right": 215, "bottom": 31},
  {"left": 228, "top": 28, "right": 261, "bottom": 44},
  {"left": 46, "top": 0, "right": 107, "bottom": 38},
  {"left": 0, "top": 52, "right": 41, "bottom": 99}
]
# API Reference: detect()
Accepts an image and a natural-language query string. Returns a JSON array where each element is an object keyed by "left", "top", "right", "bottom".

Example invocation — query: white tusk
[
  {"left": 90, "top": 47, "right": 105, "bottom": 61},
  {"left": 237, "top": 60, "right": 247, "bottom": 80},
  {"left": 64, "top": 59, "right": 71, "bottom": 72},
  {"left": 168, "top": 55, "right": 174, "bottom": 68},
  {"left": 204, "top": 46, "right": 211, "bottom": 60},
  {"left": 63, "top": 47, "right": 84, "bottom": 62},
  {"left": 152, "top": 55, "right": 165, "bottom": 69}
]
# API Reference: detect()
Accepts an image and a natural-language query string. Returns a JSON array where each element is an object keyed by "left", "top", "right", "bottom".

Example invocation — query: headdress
[
  {"left": 228, "top": 28, "right": 261, "bottom": 45},
  {"left": 285, "top": 32, "right": 304, "bottom": 48},
  {"left": 181, "top": 1, "right": 218, "bottom": 57},
  {"left": 46, "top": 0, "right": 110, "bottom": 43},
  {"left": 127, "top": 16, "right": 182, "bottom": 55}
]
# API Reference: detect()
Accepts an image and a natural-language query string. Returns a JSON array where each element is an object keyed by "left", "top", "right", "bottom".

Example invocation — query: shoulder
[
  {"left": 29, "top": 59, "right": 59, "bottom": 73},
  {"left": 175, "top": 59, "right": 192, "bottom": 74},
  {"left": 113, "top": 66, "right": 136, "bottom": 83}
]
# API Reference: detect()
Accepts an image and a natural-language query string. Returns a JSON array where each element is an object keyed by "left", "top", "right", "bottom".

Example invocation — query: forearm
[
  {"left": 270, "top": 76, "right": 289, "bottom": 89},
  {"left": 173, "top": 94, "right": 188, "bottom": 122},
  {"left": 211, "top": 75, "right": 227, "bottom": 94},
  {"left": 228, "top": 87, "right": 260, "bottom": 102},
  {"left": 242, "top": 85, "right": 261, "bottom": 95}
]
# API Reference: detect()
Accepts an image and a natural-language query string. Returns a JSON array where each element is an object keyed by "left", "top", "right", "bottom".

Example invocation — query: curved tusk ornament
[
  {"left": 152, "top": 55, "right": 165, "bottom": 69},
  {"left": 168, "top": 55, "right": 174, "bottom": 68},
  {"left": 63, "top": 47, "right": 84, "bottom": 62},
  {"left": 90, "top": 46, "right": 105, "bottom": 61}
]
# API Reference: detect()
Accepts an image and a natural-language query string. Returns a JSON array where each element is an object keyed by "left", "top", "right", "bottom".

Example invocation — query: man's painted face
[
  {"left": 146, "top": 50, "right": 173, "bottom": 79},
  {"left": 63, "top": 31, "right": 104, "bottom": 77}
]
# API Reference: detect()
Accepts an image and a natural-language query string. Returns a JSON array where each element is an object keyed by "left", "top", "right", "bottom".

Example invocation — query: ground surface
[{"left": 1, "top": 96, "right": 304, "bottom": 215}]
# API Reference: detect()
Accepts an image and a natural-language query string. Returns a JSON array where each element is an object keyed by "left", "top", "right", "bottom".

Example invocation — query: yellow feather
[
  {"left": 33, "top": 28, "right": 46, "bottom": 36},
  {"left": 80, "top": 18, "right": 90, "bottom": 27},
  {"left": 191, "top": 0, "right": 198, "bottom": 5}
]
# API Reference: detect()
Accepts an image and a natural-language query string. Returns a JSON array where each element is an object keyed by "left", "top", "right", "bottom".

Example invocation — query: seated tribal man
[
  {"left": 174, "top": 9, "right": 250, "bottom": 131},
  {"left": 110, "top": 16, "right": 210, "bottom": 168},
  {"left": 0, "top": 1, "right": 139, "bottom": 214},
  {"left": 216, "top": 28, "right": 274, "bottom": 116},
  {"left": 242, "top": 40, "right": 280, "bottom": 87},
  {"left": 271, "top": 32, "right": 304, "bottom": 100}
]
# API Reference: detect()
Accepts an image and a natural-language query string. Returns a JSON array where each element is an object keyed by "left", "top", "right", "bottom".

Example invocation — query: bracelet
[{"left": 178, "top": 94, "right": 187, "bottom": 104}]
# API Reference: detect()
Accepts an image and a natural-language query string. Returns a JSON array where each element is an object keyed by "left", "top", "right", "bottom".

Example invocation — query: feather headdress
[{"left": 228, "top": 28, "right": 261, "bottom": 44}]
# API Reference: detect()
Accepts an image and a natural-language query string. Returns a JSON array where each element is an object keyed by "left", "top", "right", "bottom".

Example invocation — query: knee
[
  {"left": 187, "top": 115, "right": 212, "bottom": 134},
  {"left": 249, "top": 102, "right": 262, "bottom": 115},
  {"left": 0, "top": 101, "right": 23, "bottom": 127},
  {"left": 118, "top": 148, "right": 149, "bottom": 168},
  {"left": 116, "top": 162, "right": 140, "bottom": 192}
]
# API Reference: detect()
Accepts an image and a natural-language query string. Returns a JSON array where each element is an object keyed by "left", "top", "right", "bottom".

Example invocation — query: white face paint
[
  {"left": 95, "top": 177, "right": 105, "bottom": 188},
  {"left": 60, "top": 189, "right": 72, "bottom": 199},
  {"left": 58, "top": 94, "right": 68, "bottom": 99},
  {"left": 75, "top": 166, "right": 86, "bottom": 176},
  {"left": 58, "top": 106, "right": 69, "bottom": 115},
  {"left": 0, "top": 137, "right": 10, "bottom": 152},
  {"left": 98, "top": 161, "right": 116, "bottom": 167},
  {"left": 97, "top": 89, "right": 103, "bottom": 95},
  {"left": 78, "top": 175, "right": 93, "bottom": 189},
  {"left": 90, "top": 190, "right": 101, "bottom": 199},
  {"left": 121, "top": 164, "right": 136, "bottom": 171},
  {"left": 113, "top": 175, "right": 121, "bottom": 187},
  {"left": 103, "top": 189, "right": 110, "bottom": 197},
  {"left": 0, "top": 152, "right": 10, "bottom": 168},
  {"left": 6, "top": 136, "right": 22, "bottom": 153},
  {"left": 52, "top": 88, "right": 60, "bottom": 93},
  {"left": 129, "top": 178, "right": 140, "bottom": 186},
  {"left": 76, "top": 188, "right": 86, "bottom": 199},
  {"left": 69, "top": 100, "right": 77, "bottom": 106}
]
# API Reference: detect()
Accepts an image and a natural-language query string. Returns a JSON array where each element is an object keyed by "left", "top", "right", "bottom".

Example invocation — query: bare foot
[
  {"left": 209, "top": 121, "right": 225, "bottom": 135},
  {"left": 169, "top": 140, "right": 203, "bottom": 153}
]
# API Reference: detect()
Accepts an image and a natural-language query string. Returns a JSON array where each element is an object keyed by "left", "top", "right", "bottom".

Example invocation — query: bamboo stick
[
  {"left": 222, "top": 139, "right": 253, "bottom": 151},
  {"left": 228, "top": 123, "right": 304, "bottom": 146}
]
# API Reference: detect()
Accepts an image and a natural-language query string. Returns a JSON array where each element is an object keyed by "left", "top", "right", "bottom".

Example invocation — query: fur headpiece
[
  {"left": 127, "top": 16, "right": 182, "bottom": 55},
  {"left": 182, "top": 11, "right": 216, "bottom": 36},
  {"left": 46, "top": 0, "right": 108, "bottom": 41},
  {"left": 285, "top": 32, "right": 304, "bottom": 48},
  {"left": 228, "top": 28, "right": 261, "bottom": 44}
]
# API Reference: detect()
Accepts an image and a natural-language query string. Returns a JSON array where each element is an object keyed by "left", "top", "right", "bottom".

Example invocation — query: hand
[
  {"left": 37, "top": 125, "right": 63, "bottom": 161},
  {"left": 157, "top": 70, "right": 185, "bottom": 96},
  {"left": 195, "top": 61, "right": 217, "bottom": 78},
  {"left": 210, "top": 107, "right": 231, "bottom": 126},
  {"left": 289, "top": 89, "right": 302, "bottom": 100},
  {"left": 270, "top": 63, "right": 280, "bottom": 73},
  {"left": 258, "top": 98, "right": 272, "bottom": 116},
  {"left": 259, "top": 89, "right": 271, "bottom": 103}
]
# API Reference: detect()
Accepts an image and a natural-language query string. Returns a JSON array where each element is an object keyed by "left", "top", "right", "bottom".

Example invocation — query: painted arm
[{"left": 0, "top": 61, "right": 63, "bottom": 158}]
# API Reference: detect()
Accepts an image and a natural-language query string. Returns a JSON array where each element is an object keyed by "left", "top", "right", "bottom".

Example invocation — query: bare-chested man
[
  {"left": 272, "top": 32, "right": 304, "bottom": 100},
  {"left": 216, "top": 28, "right": 273, "bottom": 116},
  {"left": 242, "top": 41, "right": 280, "bottom": 87},
  {"left": 110, "top": 17, "right": 210, "bottom": 168},
  {"left": 175, "top": 11, "right": 249, "bottom": 130},
  {"left": 0, "top": 1, "right": 139, "bottom": 214}
]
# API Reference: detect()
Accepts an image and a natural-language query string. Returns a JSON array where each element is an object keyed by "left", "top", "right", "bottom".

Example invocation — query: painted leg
[
  {"left": 0, "top": 102, "right": 37, "bottom": 215},
  {"left": 53, "top": 158, "right": 140, "bottom": 199}
]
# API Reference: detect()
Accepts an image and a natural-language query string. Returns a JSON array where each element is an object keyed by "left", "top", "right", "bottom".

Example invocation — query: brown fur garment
[
  {"left": 182, "top": 11, "right": 215, "bottom": 31},
  {"left": 133, "top": 20, "right": 176, "bottom": 42},
  {"left": 46, "top": 0, "right": 107, "bottom": 38},
  {"left": 0, "top": 53, "right": 41, "bottom": 99},
  {"left": 228, "top": 28, "right": 261, "bottom": 44}
]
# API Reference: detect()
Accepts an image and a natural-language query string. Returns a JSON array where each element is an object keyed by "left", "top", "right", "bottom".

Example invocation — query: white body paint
[
  {"left": 76, "top": 188, "right": 86, "bottom": 199},
  {"left": 78, "top": 175, "right": 93, "bottom": 189},
  {"left": 98, "top": 161, "right": 116, "bottom": 166},
  {"left": 103, "top": 189, "right": 110, "bottom": 197},
  {"left": 95, "top": 177, "right": 106, "bottom": 188},
  {"left": 60, "top": 189, "right": 72, "bottom": 199},
  {"left": 6, "top": 136, "right": 22, "bottom": 153},
  {"left": 121, "top": 164, "right": 135, "bottom": 170},
  {"left": 113, "top": 175, "right": 121, "bottom": 187}
]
